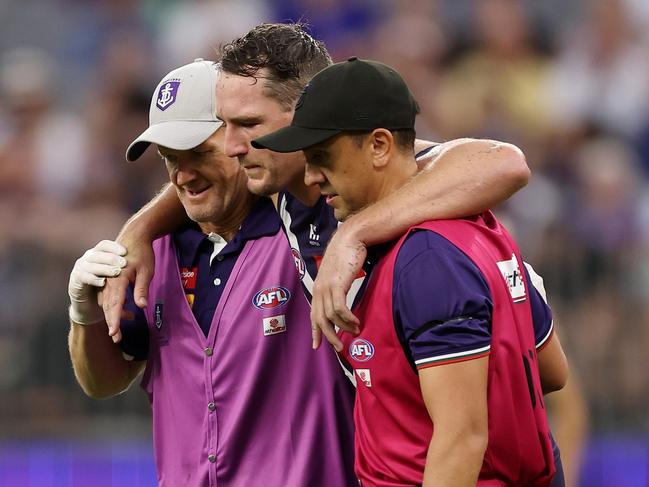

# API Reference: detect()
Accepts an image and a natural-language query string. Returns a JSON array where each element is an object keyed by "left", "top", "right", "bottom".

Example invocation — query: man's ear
[{"left": 369, "top": 128, "right": 393, "bottom": 169}]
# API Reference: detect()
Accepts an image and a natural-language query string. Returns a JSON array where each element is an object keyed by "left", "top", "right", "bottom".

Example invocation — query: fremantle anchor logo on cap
[{"left": 156, "top": 80, "right": 180, "bottom": 111}]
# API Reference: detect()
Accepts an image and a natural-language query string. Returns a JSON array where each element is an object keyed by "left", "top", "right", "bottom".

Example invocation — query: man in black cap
[{"left": 253, "top": 57, "right": 569, "bottom": 487}]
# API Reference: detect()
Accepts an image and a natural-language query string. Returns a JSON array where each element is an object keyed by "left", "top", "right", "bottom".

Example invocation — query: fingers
[
  {"left": 72, "top": 269, "right": 106, "bottom": 289},
  {"left": 321, "top": 323, "right": 343, "bottom": 352},
  {"left": 80, "top": 261, "right": 123, "bottom": 279},
  {"left": 328, "top": 289, "right": 360, "bottom": 333},
  {"left": 78, "top": 243, "right": 128, "bottom": 280},
  {"left": 310, "top": 295, "right": 325, "bottom": 350},
  {"left": 111, "top": 328, "right": 123, "bottom": 344},
  {"left": 133, "top": 266, "right": 153, "bottom": 308},
  {"left": 311, "top": 322, "right": 322, "bottom": 350},
  {"left": 95, "top": 239, "right": 127, "bottom": 256},
  {"left": 311, "top": 288, "right": 345, "bottom": 352},
  {"left": 101, "top": 276, "right": 129, "bottom": 342}
]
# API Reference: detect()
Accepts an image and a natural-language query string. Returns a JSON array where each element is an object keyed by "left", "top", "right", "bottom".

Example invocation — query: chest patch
[
  {"left": 496, "top": 253, "right": 527, "bottom": 303},
  {"left": 253, "top": 286, "right": 291, "bottom": 310},
  {"left": 355, "top": 369, "right": 372, "bottom": 387},
  {"left": 263, "top": 314, "right": 286, "bottom": 336},
  {"left": 349, "top": 338, "right": 374, "bottom": 362}
]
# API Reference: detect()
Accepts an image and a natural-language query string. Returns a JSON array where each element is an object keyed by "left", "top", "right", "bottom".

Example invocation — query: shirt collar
[{"left": 173, "top": 197, "right": 281, "bottom": 264}]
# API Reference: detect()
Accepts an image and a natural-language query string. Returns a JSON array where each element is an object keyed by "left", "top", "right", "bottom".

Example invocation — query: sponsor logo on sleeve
[
  {"left": 496, "top": 253, "right": 526, "bottom": 303},
  {"left": 263, "top": 314, "right": 287, "bottom": 336},
  {"left": 349, "top": 338, "right": 374, "bottom": 362},
  {"left": 252, "top": 286, "right": 291, "bottom": 310}
]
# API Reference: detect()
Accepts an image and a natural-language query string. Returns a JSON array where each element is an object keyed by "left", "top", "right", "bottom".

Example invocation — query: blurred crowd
[{"left": 0, "top": 0, "right": 647, "bottom": 456}]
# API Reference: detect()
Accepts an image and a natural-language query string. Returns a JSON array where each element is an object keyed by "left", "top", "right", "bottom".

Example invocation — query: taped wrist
[{"left": 69, "top": 302, "right": 105, "bottom": 326}]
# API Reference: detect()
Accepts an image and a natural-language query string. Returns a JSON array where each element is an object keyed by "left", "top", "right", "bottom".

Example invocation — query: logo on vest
[
  {"left": 496, "top": 253, "right": 527, "bottom": 303},
  {"left": 291, "top": 248, "right": 306, "bottom": 279},
  {"left": 154, "top": 302, "right": 164, "bottom": 330},
  {"left": 355, "top": 368, "right": 372, "bottom": 387},
  {"left": 252, "top": 286, "right": 291, "bottom": 310},
  {"left": 263, "top": 314, "right": 286, "bottom": 336},
  {"left": 156, "top": 80, "right": 180, "bottom": 111},
  {"left": 349, "top": 338, "right": 374, "bottom": 362}
]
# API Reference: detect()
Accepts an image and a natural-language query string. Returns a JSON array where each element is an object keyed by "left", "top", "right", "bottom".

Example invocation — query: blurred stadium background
[{"left": 0, "top": 0, "right": 648, "bottom": 485}]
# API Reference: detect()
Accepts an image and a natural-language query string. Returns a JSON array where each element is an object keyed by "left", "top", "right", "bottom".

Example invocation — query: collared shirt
[{"left": 120, "top": 197, "right": 280, "bottom": 360}]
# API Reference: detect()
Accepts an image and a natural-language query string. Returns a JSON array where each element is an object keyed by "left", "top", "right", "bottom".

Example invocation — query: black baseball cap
[{"left": 251, "top": 57, "right": 419, "bottom": 153}]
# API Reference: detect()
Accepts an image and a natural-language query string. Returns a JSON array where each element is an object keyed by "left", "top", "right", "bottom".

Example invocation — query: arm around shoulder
[
  {"left": 346, "top": 137, "right": 529, "bottom": 249},
  {"left": 417, "top": 138, "right": 530, "bottom": 204}
]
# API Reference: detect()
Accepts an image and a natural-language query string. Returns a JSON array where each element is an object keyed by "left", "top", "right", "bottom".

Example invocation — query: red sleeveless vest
[{"left": 340, "top": 212, "right": 555, "bottom": 487}]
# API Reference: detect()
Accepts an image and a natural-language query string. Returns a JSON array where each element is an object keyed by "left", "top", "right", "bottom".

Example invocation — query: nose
[
  {"left": 174, "top": 161, "right": 198, "bottom": 187},
  {"left": 304, "top": 163, "right": 325, "bottom": 187},
  {"left": 223, "top": 126, "right": 249, "bottom": 158}
]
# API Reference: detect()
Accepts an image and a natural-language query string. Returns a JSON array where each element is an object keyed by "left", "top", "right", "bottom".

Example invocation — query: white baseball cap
[{"left": 125, "top": 58, "right": 223, "bottom": 162}]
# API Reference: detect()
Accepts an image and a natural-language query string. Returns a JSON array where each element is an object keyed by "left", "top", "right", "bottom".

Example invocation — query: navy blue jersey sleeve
[
  {"left": 119, "top": 284, "right": 149, "bottom": 361},
  {"left": 393, "top": 230, "right": 493, "bottom": 370},
  {"left": 523, "top": 263, "right": 554, "bottom": 349}
]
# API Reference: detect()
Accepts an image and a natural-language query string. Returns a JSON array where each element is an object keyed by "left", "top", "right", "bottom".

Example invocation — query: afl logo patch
[
  {"left": 349, "top": 338, "right": 374, "bottom": 362},
  {"left": 253, "top": 286, "right": 291, "bottom": 310}
]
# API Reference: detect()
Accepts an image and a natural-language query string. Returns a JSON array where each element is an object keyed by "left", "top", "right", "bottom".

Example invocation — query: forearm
[
  {"left": 423, "top": 432, "right": 487, "bottom": 487},
  {"left": 342, "top": 139, "right": 529, "bottom": 247},
  {"left": 117, "top": 183, "right": 188, "bottom": 243},
  {"left": 69, "top": 322, "right": 142, "bottom": 399}
]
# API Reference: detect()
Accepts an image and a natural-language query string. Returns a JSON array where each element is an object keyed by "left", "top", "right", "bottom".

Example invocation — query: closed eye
[{"left": 305, "top": 150, "right": 329, "bottom": 167}]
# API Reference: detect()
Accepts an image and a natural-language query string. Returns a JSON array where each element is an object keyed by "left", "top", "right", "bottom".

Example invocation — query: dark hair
[
  {"left": 349, "top": 129, "right": 417, "bottom": 153},
  {"left": 219, "top": 23, "right": 332, "bottom": 111}
]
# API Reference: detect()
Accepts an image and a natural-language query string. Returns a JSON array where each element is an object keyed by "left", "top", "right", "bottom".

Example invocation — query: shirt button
[
  {"left": 213, "top": 278, "right": 221, "bottom": 286},
  {"left": 216, "top": 255, "right": 224, "bottom": 262},
  {"left": 208, "top": 402, "right": 216, "bottom": 411},
  {"left": 204, "top": 347, "right": 213, "bottom": 356},
  {"left": 208, "top": 454, "right": 216, "bottom": 463}
]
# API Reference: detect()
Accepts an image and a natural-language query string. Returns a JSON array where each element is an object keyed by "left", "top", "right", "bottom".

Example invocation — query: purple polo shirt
[
  {"left": 120, "top": 197, "right": 280, "bottom": 360},
  {"left": 392, "top": 229, "right": 554, "bottom": 369}
]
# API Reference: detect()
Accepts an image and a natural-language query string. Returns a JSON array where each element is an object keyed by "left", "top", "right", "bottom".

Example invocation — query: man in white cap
[{"left": 68, "top": 59, "right": 357, "bottom": 487}]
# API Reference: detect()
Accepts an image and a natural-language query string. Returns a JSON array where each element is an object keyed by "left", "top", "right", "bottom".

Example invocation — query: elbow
[
  {"left": 73, "top": 371, "right": 131, "bottom": 400},
  {"left": 77, "top": 380, "right": 124, "bottom": 400},
  {"left": 497, "top": 142, "right": 530, "bottom": 191},
  {"left": 463, "top": 429, "right": 489, "bottom": 460},
  {"left": 541, "top": 359, "right": 569, "bottom": 394},
  {"left": 542, "top": 380, "right": 567, "bottom": 395},
  {"left": 82, "top": 387, "right": 114, "bottom": 400},
  {"left": 440, "top": 418, "right": 489, "bottom": 461}
]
